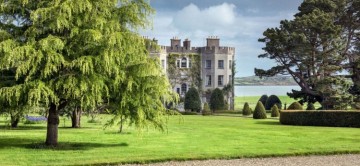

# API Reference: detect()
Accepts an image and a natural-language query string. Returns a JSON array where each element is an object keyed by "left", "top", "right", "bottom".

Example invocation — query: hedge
[{"left": 280, "top": 110, "right": 360, "bottom": 127}]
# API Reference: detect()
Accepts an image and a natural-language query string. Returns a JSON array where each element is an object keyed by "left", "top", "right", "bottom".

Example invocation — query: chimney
[
  {"left": 170, "top": 36, "right": 181, "bottom": 49},
  {"left": 206, "top": 36, "right": 220, "bottom": 48},
  {"left": 183, "top": 38, "right": 191, "bottom": 50}
]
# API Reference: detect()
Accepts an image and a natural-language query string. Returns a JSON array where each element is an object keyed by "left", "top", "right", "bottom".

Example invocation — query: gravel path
[{"left": 122, "top": 154, "right": 360, "bottom": 166}]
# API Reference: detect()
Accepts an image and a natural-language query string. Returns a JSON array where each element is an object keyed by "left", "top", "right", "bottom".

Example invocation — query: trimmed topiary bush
[
  {"left": 202, "top": 102, "right": 212, "bottom": 116},
  {"left": 210, "top": 88, "right": 225, "bottom": 112},
  {"left": 265, "top": 95, "right": 282, "bottom": 110},
  {"left": 306, "top": 102, "right": 316, "bottom": 110},
  {"left": 271, "top": 105, "right": 280, "bottom": 117},
  {"left": 242, "top": 102, "right": 252, "bottom": 116},
  {"left": 280, "top": 110, "right": 360, "bottom": 127},
  {"left": 184, "top": 87, "right": 201, "bottom": 112},
  {"left": 258, "top": 95, "right": 268, "bottom": 106},
  {"left": 287, "top": 102, "right": 303, "bottom": 110},
  {"left": 253, "top": 101, "right": 267, "bottom": 119}
]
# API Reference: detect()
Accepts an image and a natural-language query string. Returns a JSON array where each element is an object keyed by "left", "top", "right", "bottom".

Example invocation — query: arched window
[
  {"left": 181, "top": 83, "right": 187, "bottom": 94},
  {"left": 181, "top": 57, "right": 187, "bottom": 68}
]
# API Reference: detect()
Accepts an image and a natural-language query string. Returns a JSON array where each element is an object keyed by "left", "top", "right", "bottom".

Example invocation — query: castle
[{"left": 148, "top": 36, "right": 235, "bottom": 109}]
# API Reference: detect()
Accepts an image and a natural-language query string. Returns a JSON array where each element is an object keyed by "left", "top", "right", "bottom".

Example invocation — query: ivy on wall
[{"left": 167, "top": 53, "right": 202, "bottom": 93}]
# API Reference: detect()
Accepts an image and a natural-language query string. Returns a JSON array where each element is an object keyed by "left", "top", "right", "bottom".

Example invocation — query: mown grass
[
  {"left": 0, "top": 114, "right": 360, "bottom": 165},
  {"left": 235, "top": 96, "right": 321, "bottom": 110}
]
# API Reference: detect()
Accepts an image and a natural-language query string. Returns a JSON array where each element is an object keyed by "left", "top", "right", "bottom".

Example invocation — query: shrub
[
  {"left": 184, "top": 87, "right": 201, "bottom": 112},
  {"left": 253, "top": 101, "right": 267, "bottom": 119},
  {"left": 242, "top": 102, "right": 252, "bottom": 116},
  {"left": 306, "top": 102, "right": 316, "bottom": 110},
  {"left": 287, "top": 102, "right": 303, "bottom": 110},
  {"left": 265, "top": 95, "right": 282, "bottom": 110},
  {"left": 280, "top": 110, "right": 360, "bottom": 127},
  {"left": 210, "top": 88, "right": 225, "bottom": 112},
  {"left": 202, "top": 103, "right": 212, "bottom": 116},
  {"left": 258, "top": 95, "right": 268, "bottom": 105},
  {"left": 180, "top": 111, "right": 198, "bottom": 115},
  {"left": 271, "top": 105, "right": 280, "bottom": 117}
]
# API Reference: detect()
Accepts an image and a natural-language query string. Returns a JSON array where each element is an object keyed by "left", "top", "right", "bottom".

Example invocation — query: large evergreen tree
[
  {"left": 256, "top": 0, "right": 355, "bottom": 109},
  {"left": 0, "top": 0, "right": 175, "bottom": 146},
  {"left": 184, "top": 87, "right": 201, "bottom": 112}
]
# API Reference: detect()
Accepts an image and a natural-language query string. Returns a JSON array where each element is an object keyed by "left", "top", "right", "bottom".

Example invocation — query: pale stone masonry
[{"left": 148, "top": 36, "right": 235, "bottom": 106}]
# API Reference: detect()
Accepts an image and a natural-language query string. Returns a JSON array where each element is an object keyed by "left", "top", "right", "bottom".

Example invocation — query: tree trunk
[
  {"left": 10, "top": 115, "right": 19, "bottom": 128},
  {"left": 71, "top": 107, "right": 81, "bottom": 128},
  {"left": 119, "top": 115, "right": 124, "bottom": 133},
  {"left": 45, "top": 103, "right": 59, "bottom": 146}
]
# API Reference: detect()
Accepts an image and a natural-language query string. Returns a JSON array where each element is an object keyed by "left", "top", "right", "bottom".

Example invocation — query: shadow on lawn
[
  {"left": 255, "top": 120, "right": 281, "bottom": 126},
  {"left": 0, "top": 137, "right": 128, "bottom": 150},
  {"left": 0, "top": 125, "right": 46, "bottom": 130}
]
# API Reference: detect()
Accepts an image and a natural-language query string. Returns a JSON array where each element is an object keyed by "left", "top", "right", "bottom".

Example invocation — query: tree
[
  {"left": 271, "top": 105, "right": 280, "bottom": 117},
  {"left": 242, "top": 102, "right": 252, "bottom": 116},
  {"left": 0, "top": 0, "right": 175, "bottom": 146},
  {"left": 287, "top": 102, "right": 303, "bottom": 110},
  {"left": 253, "top": 101, "right": 267, "bottom": 119},
  {"left": 184, "top": 87, "right": 201, "bottom": 112},
  {"left": 265, "top": 95, "right": 282, "bottom": 110},
  {"left": 256, "top": 0, "right": 354, "bottom": 110},
  {"left": 258, "top": 95, "right": 268, "bottom": 106},
  {"left": 202, "top": 102, "right": 211, "bottom": 116},
  {"left": 210, "top": 88, "right": 225, "bottom": 112},
  {"left": 306, "top": 102, "right": 316, "bottom": 110}
]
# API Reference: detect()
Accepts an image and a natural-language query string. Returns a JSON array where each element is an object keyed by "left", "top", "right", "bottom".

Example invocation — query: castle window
[
  {"left": 181, "top": 83, "right": 187, "bottom": 94},
  {"left": 206, "top": 75, "right": 211, "bottom": 86},
  {"left": 161, "top": 60, "right": 165, "bottom": 68},
  {"left": 188, "top": 59, "right": 192, "bottom": 68},
  {"left": 229, "top": 60, "right": 232, "bottom": 69},
  {"left": 206, "top": 60, "right": 211, "bottom": 69},
  {"left": 176, "top": 60, "right": 180, "bottom": 68},
  {"left": 218, "top": 60, "right": 224, "bottom": 69},
  {"left": 181, "top": 57, "right": 187, "bottom": 68},
  {"left": 218, "top": 75, "right": 224, "bottom": 86}
]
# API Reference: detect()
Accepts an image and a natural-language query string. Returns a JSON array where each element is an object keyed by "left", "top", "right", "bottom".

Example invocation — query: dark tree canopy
[
  {"left": 256, "top": 0, "right": 358, "bottom": 110},
  {"left": 184, "top": 87, "right": 201, "bottom": 112},
  {"left": 210, "top": 88, "right": 225, "bottom": 112},
  {"left": 265, "top": 95, "right": 282, "bottom": 110},
  {"left": 258, "top": 95, "right": 268, "bottom": 106}
]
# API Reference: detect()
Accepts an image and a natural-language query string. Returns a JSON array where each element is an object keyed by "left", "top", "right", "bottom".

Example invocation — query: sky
[{"left": 141, "top": 0, "right": 303, "bottom": 77}]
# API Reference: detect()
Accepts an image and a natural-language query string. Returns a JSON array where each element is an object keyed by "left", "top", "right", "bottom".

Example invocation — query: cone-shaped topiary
[
  {"left": 184, "top": 87, "right": 201, "bottom": 112},
  {"left": 265, "top": 95, "right": 282, "bottom": 110},
  {"left": 287, "top": 102, "right": 303, "bottom": 110},
  {"left": 306, "top": 102, "right": 316, "bottom": 110},
  {"left": 202, "top": 102, "right": 212, "bottom": 116},
  {"left": 242, "top": 102, "right": 252, "bottom": 116},
  {"left": 271, "top": 105, "right": 280, "bottom": 117},
  {"left": 258, "top": 95, "right": 268, "bottom": 106},
  {"left": 253, "top": 101, "right": 267, "bottom": 119},
  {"left": 210, "top": 88, "right": 225, "bottom": 112}
]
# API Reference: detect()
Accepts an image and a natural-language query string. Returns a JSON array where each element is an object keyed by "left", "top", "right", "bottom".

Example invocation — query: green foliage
[
  {"left": 184, "top": 87, "right": 201, "bottom": 112},
  {"left": 167, "top": 53, "right": 201, "bottom": 91},
  {"left": 202, "top": 102, "right": 211, "bottom": 116},
  {"left": 280, "top": 110, "right": 360, "bottom": 127},
  {"left": 306, "top": 103, "right": 316, "bottom": 110},
  {"left": 0, "top": 0, "right": 177, "bottom": 144},
  {"left": 258, "top": 95, "right": 268, "bottom": 105},
  {"left": 210, "top": 88, "right": 225, "bottom": 112},
  {"left": 287, "top": 102, "right": 303, "bottom": 110},
  {"left": 253, "top": 101, "right": 267, "bottom": 119},
  {"left": 265, "top": 95, "right": 282, "bottom": 110},
  {"left": 256, "top": 0, "right": 356, "bottom": 110},
  {"left": 271, "top": 105, "right": 280, "bottom": 117},
  {"left": 242, "top": 102, "right": 252, "bottom": 116}
]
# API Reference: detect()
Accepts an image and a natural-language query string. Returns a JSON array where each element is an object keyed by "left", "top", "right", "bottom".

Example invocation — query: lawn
[{"left": 1, "top": 115, "right": 360, "bottom": 165}]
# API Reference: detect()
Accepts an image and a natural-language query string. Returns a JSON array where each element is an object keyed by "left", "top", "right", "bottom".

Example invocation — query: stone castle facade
[{"left": 149, "top": 36, "right": 235, "bottom": 109}]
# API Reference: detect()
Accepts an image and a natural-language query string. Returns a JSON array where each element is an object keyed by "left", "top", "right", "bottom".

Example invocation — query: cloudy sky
[{"left": 142, "top": 0, "right": 303, "bottom": 77}]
